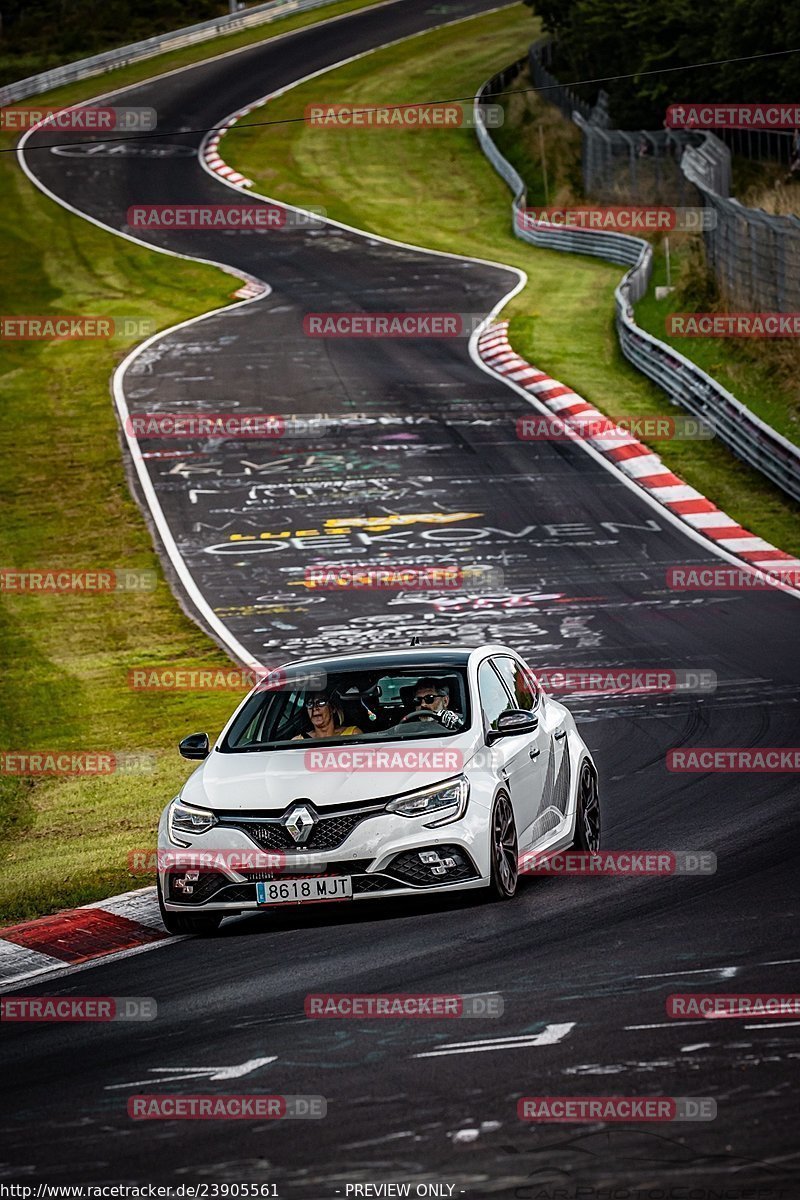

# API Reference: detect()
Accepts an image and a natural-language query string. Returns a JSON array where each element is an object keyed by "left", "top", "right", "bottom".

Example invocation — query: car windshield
[{"left": 221, "top": 663, "right": 471, "bottom": 752}]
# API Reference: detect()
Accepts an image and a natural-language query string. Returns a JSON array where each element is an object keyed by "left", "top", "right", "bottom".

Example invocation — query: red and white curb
[
  {"left": 200, "top": 102, "right": 274, "bottom": 303},
  {"left": 0, "top": 887, "right": 167, "bottom": 986},
  {"left": 478, "top": 321, "right": 800, "bottom": 578},
  {"left": 231, "top": 278, "right": 269, "bottom": 300},
  {"left": 202, "top": 103, "right": 260, "bottom": 188}
]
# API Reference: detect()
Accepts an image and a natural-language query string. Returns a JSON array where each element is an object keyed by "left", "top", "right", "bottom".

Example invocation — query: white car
[{"left": 157, "top": 645, "right": 600, "bottom": 934}]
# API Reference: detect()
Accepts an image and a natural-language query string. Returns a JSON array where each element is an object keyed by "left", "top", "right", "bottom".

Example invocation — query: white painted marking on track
[
  {"left": 625, "top": 1021, "right": 711, "bottom": 1029},
  {"left": 635, "top": 965, "right": 739, "bottom": 980},
  {"left": 743, "top": 1021, "right": 800, "bottom": 1030},
  {"left": 413, "top": 1023, "right": 574, "bottom": 1057},
  {"left": 106, "top": 1056, "right": 277, "bottom": 1089}
]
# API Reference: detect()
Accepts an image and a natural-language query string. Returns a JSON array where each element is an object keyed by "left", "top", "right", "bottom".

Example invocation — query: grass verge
[
  {"left": 225, "top": 5, "right": 800, "bottom": 556},
  {"left": 0, "top": 0, "right": 387, "bottom": 924}
]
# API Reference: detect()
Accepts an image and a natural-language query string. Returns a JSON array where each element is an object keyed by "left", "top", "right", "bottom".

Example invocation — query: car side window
[
  {"left": 477, "top": 660, "right": 515, "bottom": 731},
  {"left": 492, "top": 656, "right": 540, "bottom": 711}
]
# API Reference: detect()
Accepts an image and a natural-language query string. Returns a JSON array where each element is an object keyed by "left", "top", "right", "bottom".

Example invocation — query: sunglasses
[
  {"left": 305, "top": 698, "right": 330, "bottom": 710},
  {"left": 415, "top": 693, "right": 443, "bottom": 704}
]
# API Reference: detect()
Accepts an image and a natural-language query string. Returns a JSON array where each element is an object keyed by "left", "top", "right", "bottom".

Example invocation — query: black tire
[
  {"left": 157, "top": 877, "right": 222, "bottom": 936},
  {"left": 488, "top": 791, "right": 519, "bottom": 900},
  {"left": 571, "top": 761, "right": 601, "bottom": 851}
]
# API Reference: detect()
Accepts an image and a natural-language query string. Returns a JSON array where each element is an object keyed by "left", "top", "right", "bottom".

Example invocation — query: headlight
[
  {"left": 386, "top": 776, "right": 469, "bottom": 827},
  {"left": 168, "top": 799, "right": 218, "bottom": 845}
]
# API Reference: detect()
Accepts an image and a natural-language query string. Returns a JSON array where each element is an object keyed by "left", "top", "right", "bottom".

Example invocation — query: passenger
[{"left": 295, "top": 691, "right": 362, "bottom": 739}]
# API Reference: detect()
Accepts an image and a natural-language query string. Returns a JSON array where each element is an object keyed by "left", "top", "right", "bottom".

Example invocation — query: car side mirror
[
  {"left": 486, "top": 708, "right": 538, "bottom": 745},
  {"left": 179, "top": 732, "right": 210, "bottom": 760}
]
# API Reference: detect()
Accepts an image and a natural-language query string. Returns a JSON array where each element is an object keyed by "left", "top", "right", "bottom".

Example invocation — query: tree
[{"left": 527, "top": 0, "right": 800, "bottom": 128}]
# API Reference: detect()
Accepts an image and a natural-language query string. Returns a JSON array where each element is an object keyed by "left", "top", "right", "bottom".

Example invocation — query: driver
[{"left": 410, "top": 678, "right": 464, "bottom": 731}]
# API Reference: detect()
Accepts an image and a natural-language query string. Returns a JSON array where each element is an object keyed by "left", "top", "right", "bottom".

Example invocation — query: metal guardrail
[
  {"left": 473, "top": 67, "right": 800, "bottom": 505},
  {"left": 680, "top": 133, "right": 732, "bottom": 198},
  {"left": 0, "top": 0, "right": 349, "bottom": 105}
]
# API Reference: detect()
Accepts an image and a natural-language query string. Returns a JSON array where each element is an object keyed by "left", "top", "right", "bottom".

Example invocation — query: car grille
[
  {"left": 353, "top": 875, "right": 396, "bottom": 894},
  {"left": 224, "top": 806, "right": 384, "bottom": 852},
  {"left": 221, "top": 884, "right": 258, "bottom": 904},
  {"left": 238, "top": 858, "right": 373, "bottom": 882}
]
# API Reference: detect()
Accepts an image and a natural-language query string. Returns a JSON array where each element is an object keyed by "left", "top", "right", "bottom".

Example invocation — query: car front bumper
[{"left": 157, "top": 805, "right": 491, "bottom": 913}]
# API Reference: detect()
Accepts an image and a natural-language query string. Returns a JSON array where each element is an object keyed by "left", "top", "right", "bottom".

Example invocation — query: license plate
[{"left": 256, "top": 876, "right": 353, "bottom": 905}]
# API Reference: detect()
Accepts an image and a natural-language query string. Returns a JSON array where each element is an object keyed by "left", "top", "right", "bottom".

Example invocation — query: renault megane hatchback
[{"left": 157, "top": 645, "right": 600, "bottom": 934}]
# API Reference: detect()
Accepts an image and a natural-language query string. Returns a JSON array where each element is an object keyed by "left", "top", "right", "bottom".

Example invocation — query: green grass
[
  {"left": 0, "top": 0, "right": 388, "bottom": 924},
  {"left": 225, "top": 4, "right": 800, "bottom": 557}
]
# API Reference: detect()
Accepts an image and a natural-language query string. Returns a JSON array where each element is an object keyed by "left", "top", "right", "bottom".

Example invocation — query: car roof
[{"left": 281, "top": 645, "right": 514, "bottom": 673}]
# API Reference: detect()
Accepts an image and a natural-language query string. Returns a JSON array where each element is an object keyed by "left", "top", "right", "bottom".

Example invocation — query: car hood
[{"left": 181, "top": 734, "right": 477, "bottom": 812}]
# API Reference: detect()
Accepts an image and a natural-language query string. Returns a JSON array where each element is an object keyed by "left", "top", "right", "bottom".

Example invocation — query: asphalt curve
[{"left": 8, "top": 0, "right": 800, "bottom": 1194}]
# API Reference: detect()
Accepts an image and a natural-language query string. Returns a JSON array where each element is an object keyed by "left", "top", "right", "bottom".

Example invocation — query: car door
[
  {"left": 509, "top": 654, "right": 571, "bottom": 843},
  {"left": 477, "top": 657, "right": 550, "bottom": 847}
]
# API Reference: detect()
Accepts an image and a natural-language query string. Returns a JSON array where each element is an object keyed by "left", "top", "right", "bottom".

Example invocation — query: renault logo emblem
[{"left": 282, "top": 802, "right": 317, "bottom": 845}]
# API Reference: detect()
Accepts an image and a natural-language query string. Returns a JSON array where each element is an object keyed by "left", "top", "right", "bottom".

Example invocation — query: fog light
[
  {"left": 419, "top": 850, "right": 461, "bottom": 876},
  {"left": 173, "top": 870, "right": 200, "bottom": 894}
]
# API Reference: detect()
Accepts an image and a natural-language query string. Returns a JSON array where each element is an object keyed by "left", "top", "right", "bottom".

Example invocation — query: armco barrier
[
  {"left": 0, "top": 0, "right": 353, "bottom": 106},
  {"left": 474, "top": 67, "right": 800, "bottom": 505}
]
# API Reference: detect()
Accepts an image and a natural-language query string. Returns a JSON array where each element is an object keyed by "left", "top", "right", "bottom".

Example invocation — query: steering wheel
[{"left": 400, "top": 708, "right": 438, "bottom": 723}]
